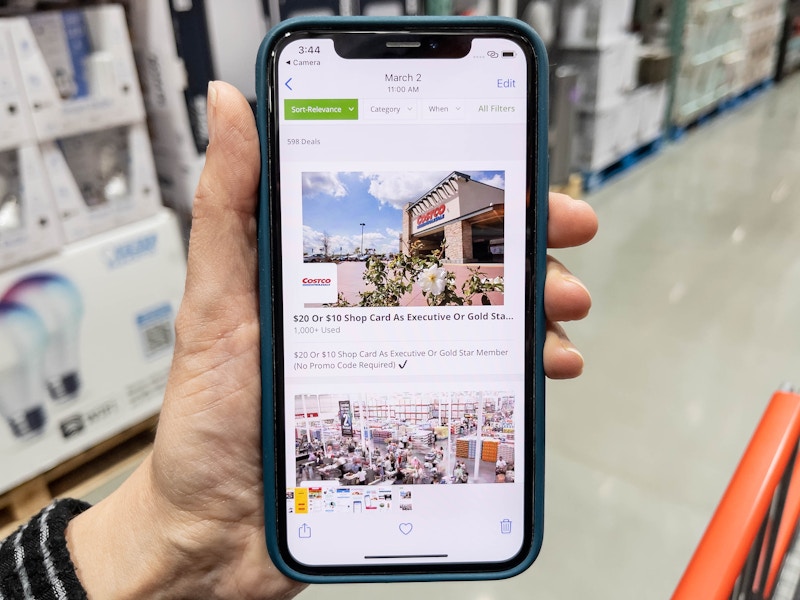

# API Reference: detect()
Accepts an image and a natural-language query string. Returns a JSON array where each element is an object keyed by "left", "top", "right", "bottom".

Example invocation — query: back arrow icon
[{"left": 285, "top": 78, "right": 293, "bottom": 91}]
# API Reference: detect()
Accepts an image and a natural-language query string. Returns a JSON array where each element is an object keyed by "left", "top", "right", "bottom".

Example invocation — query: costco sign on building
[{"left": 416, "top": 204, "right": 447, "bottom": 230}]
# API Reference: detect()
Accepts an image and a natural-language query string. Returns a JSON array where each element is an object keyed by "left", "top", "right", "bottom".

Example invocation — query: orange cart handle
[{"left": 672, "top": 390, "right": 800, "bottom": 600}]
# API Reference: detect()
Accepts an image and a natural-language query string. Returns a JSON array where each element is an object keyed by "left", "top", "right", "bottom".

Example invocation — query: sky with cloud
[{"left": 302, "top": 171, "right": 504, "bottom": 255}]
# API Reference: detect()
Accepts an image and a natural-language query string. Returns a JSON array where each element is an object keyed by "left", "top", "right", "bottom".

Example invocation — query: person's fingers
[
  {"left": 169, "top": 80, "right": 261, "bottom": 402},
  {"left": 544, "top": 256, "right": 591, "bottom": 322},
  {"left": 548, "top": 192, "right": 598, "bottom": 249},
  {"left": 157, "top": 83, "right": 262, "bottom": 487},
  {"left": 194, "top": 81, "right": 261, "bottom": 218},
  {"left": 544, "top": 193, "right": 595, "bottom": 379},
  {"left": 186, "top": 81, "right": 260, "bottom": 301},
  {"left": 543, "top": 321, "right": 584, "bottom": 379},
  {"left": 178, "top": 81, "right": 261, "bottom": 345}
]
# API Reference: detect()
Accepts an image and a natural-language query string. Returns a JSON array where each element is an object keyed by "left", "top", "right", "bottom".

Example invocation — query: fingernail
[
  {"left": 562, "top": 345, "right": 584, "bottom": 368},
  {"left": 207, "top": 81, "right": 219, "bottom": 145},
  {"left": 563, "top": 273, "right": 592, "bottom": 299}
]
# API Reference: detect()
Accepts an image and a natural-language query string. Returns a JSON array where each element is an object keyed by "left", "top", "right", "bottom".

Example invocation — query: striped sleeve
[{"left": 0, "top": 500, "right": 91, "bottom": 600}]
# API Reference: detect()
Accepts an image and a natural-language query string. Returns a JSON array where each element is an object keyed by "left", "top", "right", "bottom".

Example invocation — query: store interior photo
[{"left": 293, "top": 392, "right": 516, "bottom": 486}]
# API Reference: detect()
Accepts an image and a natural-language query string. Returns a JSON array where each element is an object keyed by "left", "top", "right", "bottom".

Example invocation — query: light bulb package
[
  {"left": 0, "top": 302, "right": 48, "bottom": 439},
  {"left": 126, "top": 0, "right": 272, "bottom": 215},
  {"left": 0, "top": 209, "right": 186, "bottom": 495},
  {"left": 0, "top": 151, "right": 21, "bottom": 233},
  {"left": 0, "top": 22, "right": 63, "bottom": 269},
  {"left": 40, "top": 122, "right": 162, "bottom": 244},
  {"left": 4, "top": 4, "right": 145, "bottom": 142},
  {"left": 3, "top": 273, "right": 84, "bottom": 404},
  {"left": 0, "top": 23, "right": 36, "bottom": 149},
  {"left": 0, "top": 146, "right": 63, "bottom": 270}
]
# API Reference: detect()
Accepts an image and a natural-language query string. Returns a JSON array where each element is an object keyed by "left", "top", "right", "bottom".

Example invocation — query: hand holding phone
[{"left": 257, "top": 16, "right": 549, "bottom": 582}]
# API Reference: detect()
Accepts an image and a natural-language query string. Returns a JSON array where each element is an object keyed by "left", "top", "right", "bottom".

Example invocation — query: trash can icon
[{"left": 500, "top": 519, "right": 512, "bottom": 534}]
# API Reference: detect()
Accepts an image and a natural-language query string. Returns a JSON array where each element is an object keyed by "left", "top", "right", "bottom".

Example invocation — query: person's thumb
[{"left": 177, "top": 81, "right": 261, "bottom": 353}]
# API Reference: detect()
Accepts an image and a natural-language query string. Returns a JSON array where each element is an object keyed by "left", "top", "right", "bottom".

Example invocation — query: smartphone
[{"left": 256, "top": 16, "right": 548, "bottom": 582}]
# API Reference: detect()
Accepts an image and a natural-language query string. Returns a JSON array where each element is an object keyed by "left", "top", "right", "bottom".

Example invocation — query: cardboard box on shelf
[
  {"left": 742, "top": 15, "right": 785, "bottom": 51},
  {"left": 4, "top": 5, "right": 145, "bottom": 142},
  {"left": 204, "top": 0, "right": 272, "bottom": 100},
  {"left": 636, "top": 83, "right": 668, "bottom": 144},
  {"left": 616, "top": 91, "right": 644, "bottom": 156},
  {"left": 559, "top": 0, "right": 635, "bottom": 48},
  {"left": 0, "top": 209, "right": 185, "bottom": 495},
  {"left": 561, "top": 34, "right": 641, "bottom": 112},
  {"left": 126, "top": 0, "right": 270, "bottom": 216},
  {"left": 40, "top": 122, "right": 161, "bottom": 244},
  {"left": 638, "top": 45, "right": 673, "bottom": 85},
  {"left": 572, "top": 84, "right": 658, "bottom": 173},
  {"left": 126, "top": 0, "right": 209, "bottom": 217},
  {"left": 572, "top": 107, "right": 620, "bottom": 172},
  {"left": 682, "top": 3, "right": 744, "bottom": 63},
  {"left": 673, "top": 56, "right": 733, "bottom": 125}
]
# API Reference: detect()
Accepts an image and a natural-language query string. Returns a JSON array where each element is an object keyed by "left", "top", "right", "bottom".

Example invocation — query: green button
[{"left": 284, "top": 99, "right": 358, "bottom": 120}]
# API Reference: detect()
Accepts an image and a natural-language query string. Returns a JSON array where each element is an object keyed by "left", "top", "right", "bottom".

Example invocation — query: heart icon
[{"left": 399, "top": 523, "right": 413, "bottom": 535}]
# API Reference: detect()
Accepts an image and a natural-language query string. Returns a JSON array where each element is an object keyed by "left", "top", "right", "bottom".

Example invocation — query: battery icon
[{"left": 502, "top": 51, "right": 515, "bottom": 58}]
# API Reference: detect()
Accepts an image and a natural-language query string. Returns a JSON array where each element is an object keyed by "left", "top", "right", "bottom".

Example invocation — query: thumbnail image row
[{"left": 287, "top": 486, "right": 408, "bottom": 514}]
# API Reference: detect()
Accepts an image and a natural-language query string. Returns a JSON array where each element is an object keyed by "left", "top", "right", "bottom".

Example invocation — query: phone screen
[{"left": 263, "top": 23, "right": 542, "bottom": 577}]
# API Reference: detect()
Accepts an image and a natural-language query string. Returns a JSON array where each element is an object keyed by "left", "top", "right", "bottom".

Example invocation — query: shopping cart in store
[{"left": 673, "top": 387, "right": 800, "bottom": 600}]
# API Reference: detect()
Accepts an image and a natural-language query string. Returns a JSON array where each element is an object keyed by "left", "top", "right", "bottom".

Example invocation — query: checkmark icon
[{"left": 399, "top": 360, "right": 408, "bottom": 369}]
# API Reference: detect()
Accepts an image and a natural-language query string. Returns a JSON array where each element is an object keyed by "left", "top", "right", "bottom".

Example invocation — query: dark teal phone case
[{"left": 256, "top": 15, "right": 549, "bottom": 583}]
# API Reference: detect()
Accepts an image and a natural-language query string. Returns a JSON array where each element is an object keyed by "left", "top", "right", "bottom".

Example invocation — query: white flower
[
  {"left": 493, "top": 277, "right": 503, "bottom": 285},
  {"left": 418, "top": 266, "right": 447, "bottom": 296}
]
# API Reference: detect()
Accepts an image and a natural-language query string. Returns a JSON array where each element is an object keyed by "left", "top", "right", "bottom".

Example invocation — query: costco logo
[
  {"left": 417, "top": 204, "right": 446, "bottom": 228},
  {"left": 301, "top": 264, "right": 337, "bottom": 304},
  {"left": 303, "top": 277, "right": 332, "bottom": 286}
]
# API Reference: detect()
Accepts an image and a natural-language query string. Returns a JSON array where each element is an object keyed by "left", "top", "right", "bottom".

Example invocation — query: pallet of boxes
[
  {"left": 558, "top": 0, "right": 670, "bottom": 189},
  {"left": 0, "top": 5, "right": 186, "bottom": 535},
  {"left": 735, "top": 0, "right": 787, "bottom": 93},
  {"left": 668, "top": 0, "right": 779, "bottom": 129}
]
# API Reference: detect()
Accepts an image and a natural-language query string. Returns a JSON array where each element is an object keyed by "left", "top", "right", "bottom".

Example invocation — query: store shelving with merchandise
[
  {"left": 0, "top": 2, "right": 185, "bottom": 522},
  {"left": 668, "top": 0, "right": 788, "bottom": 130},
  {"left": 550, "top": 0, "right": 795, "bottom": 188},
  {"left": 553, "top": 0, "right": 674, "bottom": 189}
]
